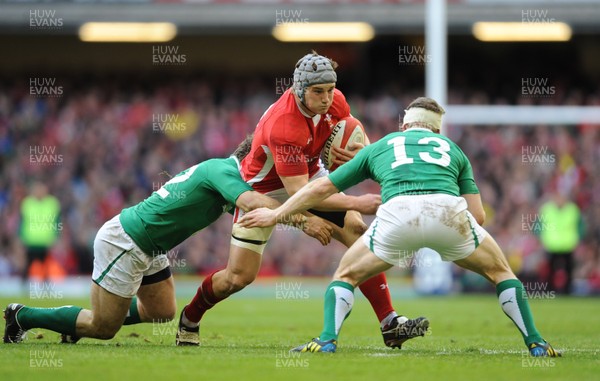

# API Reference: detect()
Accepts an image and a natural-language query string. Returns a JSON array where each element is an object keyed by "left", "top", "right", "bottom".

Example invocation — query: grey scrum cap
[{"left": 293, "top": 52, "right": 337, "bottom": 102}]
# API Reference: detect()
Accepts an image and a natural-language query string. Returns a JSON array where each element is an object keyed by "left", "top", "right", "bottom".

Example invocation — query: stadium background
[{"left": 0, "top": 0, "right": 599, "bottom": 297}]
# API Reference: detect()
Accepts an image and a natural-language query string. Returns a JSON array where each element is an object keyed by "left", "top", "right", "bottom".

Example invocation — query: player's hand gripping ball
[{"left": 322, "top": 116, "right": 366, "bottom": 171}]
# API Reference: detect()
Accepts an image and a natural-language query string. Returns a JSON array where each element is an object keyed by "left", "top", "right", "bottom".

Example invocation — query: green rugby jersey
[
  {"left": 120, "top": 157, "right": 252, "bottom": 255},
  {"left": 328, "top": 128, "right": 479, "bottom": 203}
]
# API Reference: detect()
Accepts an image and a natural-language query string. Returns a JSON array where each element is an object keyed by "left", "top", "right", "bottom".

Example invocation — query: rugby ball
[{"left": 322, "top": 117, "right": 366, "bottom": 171}]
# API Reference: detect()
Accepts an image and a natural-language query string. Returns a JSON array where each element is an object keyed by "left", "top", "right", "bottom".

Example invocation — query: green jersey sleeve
[
  {"left": 454, "top": 145, "right": 479, "bottom": 195},
  {"left": 203, "top": 158, "right": 253, "bottom": 205},
  {"left": 328, "top": 144, "right": 374, "bottom": 192}
]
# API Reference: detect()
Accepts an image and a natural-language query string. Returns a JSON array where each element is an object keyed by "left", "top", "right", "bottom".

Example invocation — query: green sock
[
  {"left": 17, "top": 305, "right": 83, "bottom": 336},
  {"left": 496, "top": 279, "right": 543, "bottom": 346},
  {"left": 320, "top": 280, "right": 355, "bottom": 342},
  {"left": 123, "top": 297, "right": 141, "bottom": 325}
]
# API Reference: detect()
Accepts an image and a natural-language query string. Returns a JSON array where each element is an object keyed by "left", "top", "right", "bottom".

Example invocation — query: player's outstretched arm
[
  {"left": 236, "top": 190, "right": 280, "bottom": 211},
  {"left": 236, "top": 190, "right": 333, "bottom": 245},
  {"left": 240, "top": 177, "right": 346, "bottom": 228},
  {"left": 280, "top": 174, "right": 380, "bottom": 214}
]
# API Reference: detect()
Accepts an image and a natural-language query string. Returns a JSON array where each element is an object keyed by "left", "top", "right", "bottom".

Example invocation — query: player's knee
[
  {"left": 91, "top": 324, "right": 119, "bottom": 340},
  {"left": 162, "top": 302, "right": 177, "bottom": 321},
  {"left": 147, "top": 306, "right": 176, "bottom": 322},
  {"left": 225, "top": 273, "right": 256, "bottom": 294}
]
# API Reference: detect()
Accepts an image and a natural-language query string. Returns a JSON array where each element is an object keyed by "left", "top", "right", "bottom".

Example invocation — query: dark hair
[
  {"left": 405, "top": 97, "right": 445, "bottom": 115},
  {"left": 231, "top": 134, "right": 254, "bottom": 161}
]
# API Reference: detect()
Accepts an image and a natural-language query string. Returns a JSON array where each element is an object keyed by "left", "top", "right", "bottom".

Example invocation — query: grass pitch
[{"left": 1, "top": 278, "right": 598, "bottom": 381}]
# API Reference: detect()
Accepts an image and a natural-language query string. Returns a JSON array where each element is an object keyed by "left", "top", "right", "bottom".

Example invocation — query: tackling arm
[
  {"left": 238, "top": 177, "right": 339, "bottom": 228},
  {"left": 276, "top": 177, "right": 339, "bottom": 221},
  {"left": 236, "top": 191, "right": 307, "bottom": 228},
  {"left": 280, "top": 174, "right": 377, "bottom": 214},
  {"left": 235, "top": 190, "right": 333, "bottom": 245}
]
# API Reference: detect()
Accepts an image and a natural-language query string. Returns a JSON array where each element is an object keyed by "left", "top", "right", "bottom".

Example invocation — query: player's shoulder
[
  {"left": 201, "top": 157, "right": 237, "bottom": 173},
  {"left": 261, "top": 93, "right": 309, "bottom": 146},
  {"left": 264, "top": 90, "right": 306, "bottom": 126}
]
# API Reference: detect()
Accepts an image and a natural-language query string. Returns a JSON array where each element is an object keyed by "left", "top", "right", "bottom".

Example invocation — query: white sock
[
  {"left": 498, "top": 287, "right": 528, "bottom": 337},
  {"left": 332, "top": 286, "right": 355, "bottom": 336},
  {"left": 381, "top": 312, "right": 402, "bottom": 329},
  {"left": 181, "top": 310, "right": 199, "bottom": 328}
]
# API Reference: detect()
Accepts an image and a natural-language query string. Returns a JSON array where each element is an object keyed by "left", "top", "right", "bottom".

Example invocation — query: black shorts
[
  {"left": 307, "top": 209, "right": 346, "bottom": 228},
  {"left": 141, "top": 266, "right": 172, "bottom": 286}
]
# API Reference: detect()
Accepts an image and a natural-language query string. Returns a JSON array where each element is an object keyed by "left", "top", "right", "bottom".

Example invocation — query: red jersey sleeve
[
  {"left": 328, "top": 89, "right": 351, "bottom": 119},
  {"left": 268, "top": 114, "right": 310, "bottom": 177}
]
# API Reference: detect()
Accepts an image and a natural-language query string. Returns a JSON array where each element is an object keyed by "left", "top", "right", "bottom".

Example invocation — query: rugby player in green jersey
[
  {"left": 239, "top": 97, "right": 561, "bottom": 357},
  {"left": 3, "top": 142, "right": 351, "bottom": 344}
]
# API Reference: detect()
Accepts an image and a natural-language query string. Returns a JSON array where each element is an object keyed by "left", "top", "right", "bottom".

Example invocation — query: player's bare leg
[
  {"left": 3, "top": 282, "right": 131, "bottom": 344},
  {"left": 330, "top": 210, "right": 402, "bottom": 345},
  {"left": 177, "top": 245, "right": 262, "bottom": 346},
  {"left": 135, "top": 276, "right": 177, "bottom": 323},
  {"left": 211, "top": 247, "right": 262, "bottom": 298},
  {"left": 334, "top": 239, "right": 393, "bottom": 286},
  {"left": 453, "top": 234, "right": 514, "bottom": 284},
  {"left": 61, "top": 276, "right": 177, "bottom": 343},
  {"left": 454, "top": 235, "right": 560, "bottom": 357},
  {"left": 74, "top": 283, "right": 131, "bottom": 340},
  {"left": 293, "top": 240, "right": 427, "bottom": 353}
]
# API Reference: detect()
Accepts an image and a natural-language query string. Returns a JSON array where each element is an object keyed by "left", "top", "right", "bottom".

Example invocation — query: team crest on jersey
[{"left": 324, "top": 114, "right": 334, "bottom": 129}]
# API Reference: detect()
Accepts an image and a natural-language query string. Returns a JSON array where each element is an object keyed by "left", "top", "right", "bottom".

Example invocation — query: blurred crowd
[{"left": 0, "top": 76, "right": 599, "bottom": 294}]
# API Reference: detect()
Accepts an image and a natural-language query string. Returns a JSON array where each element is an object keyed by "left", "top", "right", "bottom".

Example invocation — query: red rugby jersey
[{"left": 240, "top": 88, "right": 351, "bottom": 193}]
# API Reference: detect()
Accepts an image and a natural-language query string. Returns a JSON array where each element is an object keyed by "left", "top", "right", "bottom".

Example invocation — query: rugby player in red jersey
[{"left": 177, "top": 52, "right": 427, "bottom": 349}]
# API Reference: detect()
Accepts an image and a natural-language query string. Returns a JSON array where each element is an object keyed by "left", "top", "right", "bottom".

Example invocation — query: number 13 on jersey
[{"left": 388, "top": 136, "right": 451, "bottom": 169}]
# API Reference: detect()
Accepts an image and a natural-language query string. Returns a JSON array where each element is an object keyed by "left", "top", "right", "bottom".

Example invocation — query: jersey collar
[{"left": 229, "top": 155, "right": 242, "bottom": 170}]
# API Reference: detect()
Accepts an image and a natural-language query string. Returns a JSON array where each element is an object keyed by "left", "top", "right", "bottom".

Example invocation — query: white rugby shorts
[
  {"left": 362, "top": 194, "right": 487, "bottom": 265},
  {"left": 92, "top": 215, "right": 169, "bottom": 298}
]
